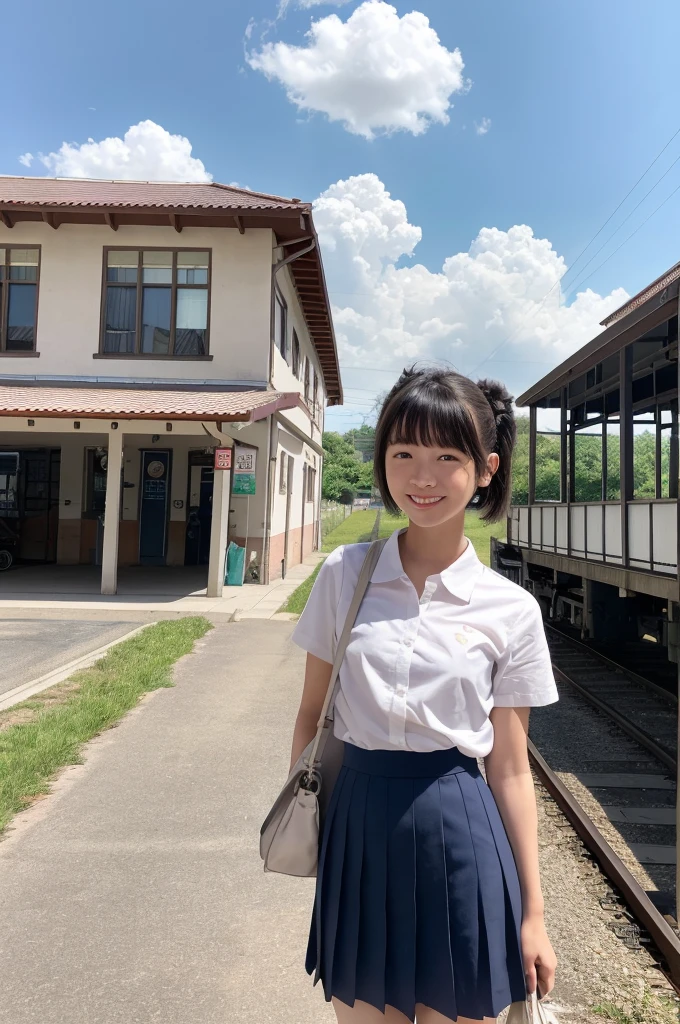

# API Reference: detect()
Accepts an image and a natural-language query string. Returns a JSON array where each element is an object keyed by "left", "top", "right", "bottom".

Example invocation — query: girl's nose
[{"left": 409, "top": 469, "right": 437, "bottom": 489}]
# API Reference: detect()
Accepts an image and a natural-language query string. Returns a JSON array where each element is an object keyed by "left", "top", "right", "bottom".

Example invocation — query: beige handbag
[
  {"left": 506, "top": 990, "right": 554, "bottom": 1023},
  {"left": 260, "top": 538, "right": 387, "bottom": 877}
]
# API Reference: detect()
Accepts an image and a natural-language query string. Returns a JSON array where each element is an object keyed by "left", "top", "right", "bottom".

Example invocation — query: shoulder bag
[
  {"left": 260, "top": 538, "right": 387, "bottom": 878},
  {"left": 506, "top": 990, "right": 555, "bottom": 1023}
]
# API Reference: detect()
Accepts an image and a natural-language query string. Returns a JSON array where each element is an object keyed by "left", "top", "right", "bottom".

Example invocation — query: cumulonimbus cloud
[{"left": 248, "top": 1, "right": 467, "bottom": 139}]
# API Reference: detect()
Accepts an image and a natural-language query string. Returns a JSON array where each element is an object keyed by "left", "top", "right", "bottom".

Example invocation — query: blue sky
[{"left": 3, "top": 0, "right": 680, "bottom": 430}]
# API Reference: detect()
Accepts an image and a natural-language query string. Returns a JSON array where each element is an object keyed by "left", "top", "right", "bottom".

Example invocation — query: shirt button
[
  {"left": 397, "top": 685, "right": 406, "bottom": 696},
  {"left": 405, "top": 637, "right": 414, "bottom": 647}
]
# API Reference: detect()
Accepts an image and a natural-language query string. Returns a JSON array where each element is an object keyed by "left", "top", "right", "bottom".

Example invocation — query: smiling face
[{"left": 385, "top": 438, "right": 499, "bottom": 528}]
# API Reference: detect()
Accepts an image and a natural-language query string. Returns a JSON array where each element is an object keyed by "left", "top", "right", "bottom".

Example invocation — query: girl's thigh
[
  {"left": 332, "top": 997, "right": 411, "bottom": 1022},
  {"left": 416, "top": 1007, "right": 496, "bottom": 1024},
  {"left": 332, "top": 998, "right": 496, "bottom": 1023}
]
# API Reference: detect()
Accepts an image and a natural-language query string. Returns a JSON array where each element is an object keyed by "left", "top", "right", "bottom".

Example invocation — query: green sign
[{"left": 233, "top": 472, "right": 256, "bottom": 495}]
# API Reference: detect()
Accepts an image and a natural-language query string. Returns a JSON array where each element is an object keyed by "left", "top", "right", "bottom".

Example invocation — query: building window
[
  {"left": 0, "top": 451, "right": 19, "bottom": 514},
  {"left": 304, "top": 358, "right": 311, "bottom": 404},
  {"left": 0, "top": 248, "right": 40, "bottom": 353},
  {"left": 312, "top": 368, "right": 319, "bottom": 418},
  {"left": 85, "top": 448, "right": 108, "bottom": 514},
  {"left": 279, "top": 451, "right": 288, "bottom": 494},
  {"left": 292, "top": 330, "right": 300, "bottom": 377},
  {"left": 274, "top": 288, "right": 288, "bottom": 361},
  {"left": 102, "top": 249, "right": 210, "bottom": 357},
  {"left": 306, "top": 465, "right": 316, "bottom": 502}
]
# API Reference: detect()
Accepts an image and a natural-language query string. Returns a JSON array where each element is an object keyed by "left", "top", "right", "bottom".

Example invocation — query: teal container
[{"left": 225, "top": 541, "right": 246, "bottom": 586}]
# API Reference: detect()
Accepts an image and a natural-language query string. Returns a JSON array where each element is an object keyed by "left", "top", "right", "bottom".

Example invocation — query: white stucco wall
[
  {"left": 0, "top": 222, "right": 273, "bottom": 383},
  {"left": 271, "top": 260, "right": 327, "bottom": 443}
]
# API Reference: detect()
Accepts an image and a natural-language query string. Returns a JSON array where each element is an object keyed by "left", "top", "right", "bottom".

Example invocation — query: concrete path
[
  {"left": 0, "top": 619, "right": 334, "bottom": 1024},
  {"left": 0, "top": 555, "right": 323, "bottom": 623},
  {"left": 0, "top": 618, "right": 139, "bottom": 697}
]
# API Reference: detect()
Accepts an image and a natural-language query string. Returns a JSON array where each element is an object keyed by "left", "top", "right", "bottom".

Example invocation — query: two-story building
[{"left": 0, "top": 177, "right": 342, "bottom": 596}]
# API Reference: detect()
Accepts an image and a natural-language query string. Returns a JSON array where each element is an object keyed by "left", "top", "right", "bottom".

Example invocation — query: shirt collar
[{"left": 371, "top": 527, "right": 484, "bottom": 603}]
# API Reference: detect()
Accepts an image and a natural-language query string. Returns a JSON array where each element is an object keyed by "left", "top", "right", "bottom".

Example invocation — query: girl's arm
[
  {"left": 485, "top": 705, "right": 543, "bottom": 917},
  {"left": 485, "top": 705, "right": 557, "bottom": 997},
  {"left": 289, "top": 653, "right": 333, "bottom": 772}
]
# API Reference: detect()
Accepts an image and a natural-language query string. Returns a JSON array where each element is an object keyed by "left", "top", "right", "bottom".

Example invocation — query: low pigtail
[{"left": 475, "top": 379, "right": 516, "bottom": 522}]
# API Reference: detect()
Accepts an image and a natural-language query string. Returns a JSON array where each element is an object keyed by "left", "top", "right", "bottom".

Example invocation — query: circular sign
[{"left": 147, "top": 460, "right": 165, "bottom": 479}]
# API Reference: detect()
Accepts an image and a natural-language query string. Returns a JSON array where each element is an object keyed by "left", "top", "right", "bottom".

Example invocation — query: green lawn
[
  {"left": 0, "top": 618, "right": 212, "bottom": 836},
  {"left": 280, "top": 508, "right": 507, "bottom": 613}
]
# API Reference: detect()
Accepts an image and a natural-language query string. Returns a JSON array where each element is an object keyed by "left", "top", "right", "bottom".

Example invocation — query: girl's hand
[{"left": 521, "top": 916, "right": 557, "bottom": 1000}]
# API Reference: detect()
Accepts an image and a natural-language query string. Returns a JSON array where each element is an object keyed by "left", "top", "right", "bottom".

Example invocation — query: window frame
[
  {"left": 304, "top": 357, "right": 311, "bottom": 404},
  {"left": 99, "top": 246, "right": 212, "bottom": 360},
  {"left": 292, "top": 330, "right": 300, "bottom": 378},
  {"left": 0, "top": 246, "right": 41, "bottom": 355},
  {"left": 273, "top": 286, "right": 288, "bottom": 362},
  {"left": 306, "top": 465, "right": 316, "bottom": 502},
  {"left": 279, "top": 451, "right": 288, "bottom": 495}
]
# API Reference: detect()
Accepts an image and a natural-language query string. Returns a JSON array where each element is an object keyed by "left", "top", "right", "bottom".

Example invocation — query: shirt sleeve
[
  {"left": 492, "top": 595, "right": 559, "bottom": 707},
  {"left": 290, "top": 545, "right": 345, "bottom": 665}
]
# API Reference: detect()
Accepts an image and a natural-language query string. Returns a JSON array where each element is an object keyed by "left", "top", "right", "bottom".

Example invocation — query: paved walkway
[
  {"left": 0, "top": 618, "right": 139, "bottom": 698},
  {"left": 0, "top": 556, "right": 323, "bottom": 622},
  {"left": 0, "top": 620, "right": 335, "bottom": 1024}
]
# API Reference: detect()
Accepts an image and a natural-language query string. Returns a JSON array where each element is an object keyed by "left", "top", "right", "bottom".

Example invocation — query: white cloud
[
  {"left": 475, "top": 117, "right": 491, "bottom": 135},
  {"left": 249, "top": 1, "right": 466, "bottom": 139},
  {"left": 313, "top": 174, "right": 629, "bottom": 403},
  {"left": 18, "top": 153, "right": 33, "bottom": 168},
  {"left": 35, "top": 120, "right": 212, "bottom": 182}
]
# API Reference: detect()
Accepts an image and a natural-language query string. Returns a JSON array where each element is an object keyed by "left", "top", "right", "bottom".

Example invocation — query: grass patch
[
  {"left": 321, "top": 509, "right": 378, "bottom": 550},
  {"left": 0, "top": 617, "right": 212, "bottom": 837},
  {"left": 464, "top": 511, "right": 506, "bottom": 566},
  {"left": 369, "top": 509, "right": 505, "bottom": 565},
  {"left": 592, "top": 986, "right": 679, "bottom": 1024},
  {"left": 281, "top": 560, "right": 323, "bottom": 615},
  {"left": 281, "top": 508, "right": 508, "bottom": 615}
]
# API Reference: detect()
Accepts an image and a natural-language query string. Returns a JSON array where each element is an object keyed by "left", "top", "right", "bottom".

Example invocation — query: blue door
[{"left": 139, "top": 450, "right": 171, "bottom": 566}]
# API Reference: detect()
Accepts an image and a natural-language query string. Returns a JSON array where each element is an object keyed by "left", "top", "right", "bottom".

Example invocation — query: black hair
[{"left": 373, "top": 365, "right": 516, "bottom": 523}]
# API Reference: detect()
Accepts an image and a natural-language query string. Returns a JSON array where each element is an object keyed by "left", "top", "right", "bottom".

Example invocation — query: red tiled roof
[
  {"left": 601, "top": 259, "right": 680, "bottom": 327},
  {"left": 0, "top": 386, "right": 302, "bottom": 421},
  {"left": 0, "top": 177, "right": 309, "bottom": 212}
]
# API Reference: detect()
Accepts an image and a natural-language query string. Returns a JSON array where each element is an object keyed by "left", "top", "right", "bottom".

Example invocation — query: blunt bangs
[{"left": 386, "top": 385, "right": 486, "bottom": 472}]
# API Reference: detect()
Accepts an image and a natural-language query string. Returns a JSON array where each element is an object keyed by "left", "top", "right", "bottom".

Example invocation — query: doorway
[
  {"left": 139, "top": 450, "right": 171, "bottom": 566},
  {"left": 0, "top": 447, "right": 60, "bottom": 563}
]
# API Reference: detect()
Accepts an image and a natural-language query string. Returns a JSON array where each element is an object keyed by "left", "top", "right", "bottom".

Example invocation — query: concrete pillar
[
  {"left": 207, "top": 464, "right": 232, "bottom": 598},
  {"left": 101, "top": 429, "right": 124, "bottom": 596}
]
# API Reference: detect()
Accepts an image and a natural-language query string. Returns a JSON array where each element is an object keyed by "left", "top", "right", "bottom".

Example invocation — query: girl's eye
[
  {"left": 439, "top": 454, "right": 458, "bottom": 462},
  {"left": 393, "top": 451, "right": 412, "bottom": 459}
]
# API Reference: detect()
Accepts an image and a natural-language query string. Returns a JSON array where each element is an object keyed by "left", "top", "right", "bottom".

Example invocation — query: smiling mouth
[{"left": 408, "top": 495, "right": 444, "bottom": 506}]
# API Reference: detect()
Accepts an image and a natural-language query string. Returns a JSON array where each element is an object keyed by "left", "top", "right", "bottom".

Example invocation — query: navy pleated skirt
[{"left": 306, "top": 742, "right": 527, "bottom": 1022}]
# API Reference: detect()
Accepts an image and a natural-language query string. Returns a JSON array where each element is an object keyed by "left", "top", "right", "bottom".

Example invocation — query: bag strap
[{"left": 304, "top": 537, "right": 387, "bottom": 771}]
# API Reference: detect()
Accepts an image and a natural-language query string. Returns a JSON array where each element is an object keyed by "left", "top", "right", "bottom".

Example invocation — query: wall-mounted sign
[
  {"left": 233, "top": 445, "right": 256, "bottom": 495},
  {"left": 214, "top": 448, "right": 232, "bottom": 471},
  {"left": 147, "top": 459, "right": 165, "bottom": 479}
]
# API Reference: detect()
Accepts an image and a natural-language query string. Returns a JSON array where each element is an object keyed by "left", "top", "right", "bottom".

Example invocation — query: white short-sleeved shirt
[{"left": 291, "top": 528, "right": 558, "bottom": 759}]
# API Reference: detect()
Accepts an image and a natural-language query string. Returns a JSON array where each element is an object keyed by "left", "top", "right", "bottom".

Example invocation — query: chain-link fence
[{"left": 320, "top": 501, "right": 352, "bottom": 543}]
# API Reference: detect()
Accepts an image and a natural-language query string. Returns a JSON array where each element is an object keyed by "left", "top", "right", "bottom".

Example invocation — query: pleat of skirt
[{"left": 306, "top": 742, "right": 527, "bottom": 1022}]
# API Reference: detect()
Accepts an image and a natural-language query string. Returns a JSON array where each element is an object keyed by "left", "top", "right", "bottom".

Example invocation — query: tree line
[{"left": 322, "top": 419, "right": 669, "bottom": 505}]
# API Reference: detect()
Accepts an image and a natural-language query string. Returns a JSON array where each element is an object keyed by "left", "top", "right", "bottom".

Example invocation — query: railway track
[{"left": 528, "top": 625, "right": 680, "bottom": 989}]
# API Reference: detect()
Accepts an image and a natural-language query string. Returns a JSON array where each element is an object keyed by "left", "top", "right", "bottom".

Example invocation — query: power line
[
  {"left": 466, "top": 124, "right": 680, "bottom": 378},
  {"left": 563, "top": 179, "right": 680, "bottom": 300},
  {"left": 557, "top": 125, "right": 680, "bottom": 291}
]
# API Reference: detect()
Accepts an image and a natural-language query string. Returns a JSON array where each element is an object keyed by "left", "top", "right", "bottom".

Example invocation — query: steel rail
[
  {"left": 550, "top": 661, "right": 676, "bottom": 773},
  {"left": 527, "top": 738, "right": 680, "bottom": 991},
  {"left": 545, "top": 622, "right": 677, "bottom": 705}
]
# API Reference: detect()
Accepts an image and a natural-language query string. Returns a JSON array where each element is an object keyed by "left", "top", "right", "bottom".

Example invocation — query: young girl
[{"left": 289, "top": 366, "right": 559, "bottom": 1024}]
